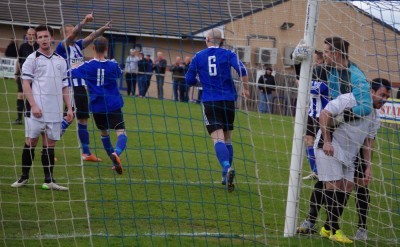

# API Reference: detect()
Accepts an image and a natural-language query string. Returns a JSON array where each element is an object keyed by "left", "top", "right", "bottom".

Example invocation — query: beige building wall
[{"left": 224, "top": 0, "right": 400, "bottom": 83}]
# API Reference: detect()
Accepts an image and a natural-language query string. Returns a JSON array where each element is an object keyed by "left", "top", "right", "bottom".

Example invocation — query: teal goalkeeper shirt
[{"left": 328, "top": 62, "right": 372, "bottom": 117}]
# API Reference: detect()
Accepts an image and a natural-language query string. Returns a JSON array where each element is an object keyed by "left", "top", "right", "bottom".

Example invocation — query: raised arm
[
  {"left": 63, "top": 12, "right": 94, "bottom": 47},
  {"left": 82, "top": 20, "right": 112, "bottom": 48}
]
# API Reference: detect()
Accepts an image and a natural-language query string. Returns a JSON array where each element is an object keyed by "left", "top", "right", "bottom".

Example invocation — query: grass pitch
[{"left": 0, "top": 78, "right": 399, "bottom": 246}]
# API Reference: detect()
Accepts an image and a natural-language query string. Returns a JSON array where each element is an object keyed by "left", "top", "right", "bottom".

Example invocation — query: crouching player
[{"left": 71, "top": 36, "right": 127, "bottom": 174}]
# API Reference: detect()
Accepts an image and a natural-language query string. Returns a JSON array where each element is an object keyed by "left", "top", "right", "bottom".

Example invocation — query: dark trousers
[
  {"left": 178, "top": 83, "right": 188, "bottom": 102},
  {"left": 138, "top": 74, "right": 147, "bottom": 97},
  {"left": 125, "top": 73, "right": 137, "bottom": 96}
]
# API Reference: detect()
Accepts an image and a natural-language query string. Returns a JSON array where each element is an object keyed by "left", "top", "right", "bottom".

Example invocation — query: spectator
[
  {"left": 144, "top": 54, "right": 153, "bottom": 96},
  {"left": 257, "top": 67, "right": 275, "bottom": 113},
  {"left": 153, "top": 52, "right": 167, "bottom": 99},
  {"left": 170, "top": 56, "right": 186, "bottom": 101},
  {"left": 183, "top": 56, "right": 191, "bottom": 102},
  {"left": 125, "top": 49, "right": 139, "bottom": 96},
  {"left": 5, "top": 39, "right": 18, "bottom": 58},
  {"left": 14, "top": 28, "right": 38, "bottom": 125}
]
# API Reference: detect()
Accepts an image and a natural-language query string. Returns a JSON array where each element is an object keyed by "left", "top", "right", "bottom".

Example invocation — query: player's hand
[
  {"left": 292, "top": 39, "right": 312, "bottom": 64},
  {"left": 323, "top": 142, "right": 334, "bottom": 156},
  {"left": 84, "top": 12, "right": 94, "bottom": 23},
  {"left": 242, "top": 88, "right": 250, "bottom": 99},
  {"left": 31, "top": 105, "right": 42, "bottom": 118},
  {"left": 103, "top": 20, "right": 112, "bottom": 30},
  {"left": 65, "top": 108, "right": 74, "bottom": 123},
  {"left": 362, "top": 165, "right": 372, "bottom": 185}
]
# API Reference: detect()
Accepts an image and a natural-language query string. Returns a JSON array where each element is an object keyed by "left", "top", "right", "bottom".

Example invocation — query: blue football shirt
[
  {"left": 186, "top": 46, "right": 247, "bottom": 102},
  {"left": 71, "top": 59, "right": 123, "bottom": 113}
]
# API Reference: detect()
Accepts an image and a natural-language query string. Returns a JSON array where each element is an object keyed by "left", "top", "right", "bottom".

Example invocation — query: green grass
[{"left": 0, "top": 78, "right": 399, "bottom": 246}]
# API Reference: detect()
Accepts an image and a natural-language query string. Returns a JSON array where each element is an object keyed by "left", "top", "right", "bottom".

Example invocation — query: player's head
[
  {"left": 93, "top": 36, "right": 108, "bottom": 54},
  {"left": 265, "top": 67, "right": 272, "bottom": 75},
  {"left": 138, "top": 52, "right": 143, "bottom": 59},
  {"left": 175, "top": 56, "right": 181, "bottom": 64},
  {"left": 370, "top": 78, "right": 391, "bottom": 109},
  {"left": 130, "top": 49, "right": 136, "bottom": 56},
  {"left": 61, "top": 24, "right": 74, "bottom": 39},
  {"left": 26, "top": 28, "right": 36, "bottom": 43},
  {"left": 205, "top": 29, "right": 223, "bottom": 47},
  {"left": 323, "top": 37, "right": 349, "bottom": 66},
  {"left": 313, "top": 50, "right": 324, "bottom": 66},
  {"left": 35, "top": 25, "right": 54, "bottom": 51},
  {"left": 157, "top": 52, "right": 163, "bottom": 59},
  {"left": 145, "top": 54, "right": 151, "bottom": 60}
]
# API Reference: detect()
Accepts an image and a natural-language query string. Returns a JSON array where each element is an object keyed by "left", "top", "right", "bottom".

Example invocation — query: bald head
[
  {"left": 26, "top": 28, "right": 36, "bottom": 44},
  {"left": 206, "top": 29, "right": 223, "bottom": 46}
]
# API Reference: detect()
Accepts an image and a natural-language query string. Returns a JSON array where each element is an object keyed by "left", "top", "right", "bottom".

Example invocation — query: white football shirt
[
  {"left": 21, "top": 51, "right": 68, "bottom": 122},
  {"left": 315, "top": 93, "right": 380, "bottom": 166}
]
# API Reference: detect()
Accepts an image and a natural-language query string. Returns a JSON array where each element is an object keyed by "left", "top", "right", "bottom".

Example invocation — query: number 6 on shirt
[{"left": 208, "top": 56, "right": 217, "bottom": 76}]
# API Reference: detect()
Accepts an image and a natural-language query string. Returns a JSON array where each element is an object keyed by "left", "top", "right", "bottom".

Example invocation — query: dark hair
[
  {"left": 265, "top": 67, "right": 272, "bottom": 71},
  {"left": 371, "top": 78, "right": 391, "bottom": 92},
  {"left": 324, "top": 37, "right": 349, "bottom": 60},
  {"left": 93, "top": 36, "right": 108, "bottom": 53},
  {"left": 314, "top": 50, "right": 323, "bottom": 60},
  {"left": 35, "top": 25, "right": 54, "bottom": 37}
]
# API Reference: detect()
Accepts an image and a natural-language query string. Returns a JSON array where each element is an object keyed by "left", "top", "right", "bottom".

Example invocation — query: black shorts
[
  {"left": 16, "top": 76, "right": 23, "bottom": 93},
  {"left": 73, "top": 86, "right": 90, "bottom": 120},
  {"left": 92, "top": 109, "right": 125, "bottom": 131},
  {"left": 306, "top": 116, "right": 319, "bottom": 137},
  {"left": 202, "top": 100, "right": 235, "bottom": 135},
  {"left": 354, "top": 152, "right": 367, "bottom": 179}
]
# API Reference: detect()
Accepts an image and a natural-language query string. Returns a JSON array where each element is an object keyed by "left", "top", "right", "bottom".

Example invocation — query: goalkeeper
[
  {"left": 71, "top": 36, "right": 127, "bottom": 175},
  {"left": 185, "top": 28, "right": 249, "bottom": 193}
]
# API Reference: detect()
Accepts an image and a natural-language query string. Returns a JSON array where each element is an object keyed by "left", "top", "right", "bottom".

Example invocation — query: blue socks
[
  {"left": 226, "top": 143, "right": 233, "bottom": 165},
  {"left": 214, "top": 141, "right": 230, "bottom": 173},
  {"left": 306, "top": 146, "right": 317, "bottom": 173},
  {"left": 101, "top": 134, "right": 127, "bottom": 157},
  {"left": 78, "top": 123, "right": 91, "bottom": 155},
  {"left": 61, "top": 119, "right": 71, "bottom": 136},
  {"left": 115, "top": 134, "right": 127, "bottom": 156},
  {"left": 101, "top": 135, "right": 114, "bottom": 156}
]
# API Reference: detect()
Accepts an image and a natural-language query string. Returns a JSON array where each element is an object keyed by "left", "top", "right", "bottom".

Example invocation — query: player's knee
[
  {"left": 78, "top": 118, "right": 88, "bottom": 125},
  {"left": 26, "top": 138, "right": 39, "bottom": 147}
]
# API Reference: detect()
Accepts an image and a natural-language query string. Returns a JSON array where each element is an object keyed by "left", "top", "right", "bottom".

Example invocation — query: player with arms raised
[
  {"left": 186, "top": 28, "right": 249, "bottom": 192},
  {"left": 57, "top": 12, "right": 111, "bottom": 162}
]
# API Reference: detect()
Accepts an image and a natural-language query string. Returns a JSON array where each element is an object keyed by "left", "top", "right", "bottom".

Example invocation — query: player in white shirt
[
  {"left": 315, "top": 79, "right": 391, "bottom": 243},
  {"left": 11, "top": 25, "right": 73, "bottom": 191}
]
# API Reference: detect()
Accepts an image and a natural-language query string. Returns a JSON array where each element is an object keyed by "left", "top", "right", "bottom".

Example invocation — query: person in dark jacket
[
  {"left": 153, "top": 52, "right": 167, "bottom": 99},
  {"left": 257, "top": 67, "right": 275, "bottom": 113},
  {"left": 170, "top": 56, "right": 186, "bottom": 102},
  {"left": 137, "top": 52, "right": 153, "bottom": 97}
]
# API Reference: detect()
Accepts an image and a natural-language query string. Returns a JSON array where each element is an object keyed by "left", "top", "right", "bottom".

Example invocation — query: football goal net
[{"left": 0, "top": 0, "right": 399, "bottom": 246}]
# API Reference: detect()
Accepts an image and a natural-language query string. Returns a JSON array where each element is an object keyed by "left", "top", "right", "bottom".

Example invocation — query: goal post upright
[{"left": 284, "top": 0, "right": 320, "bottom": 237}]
